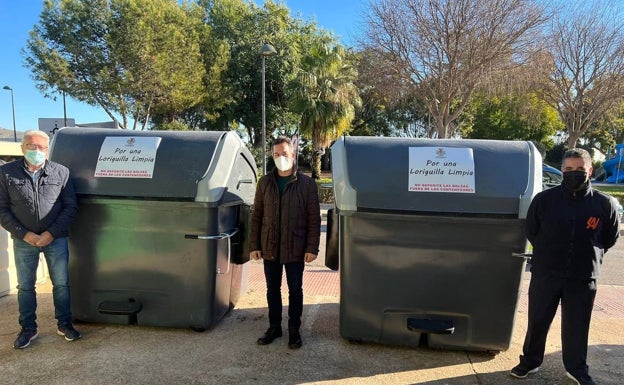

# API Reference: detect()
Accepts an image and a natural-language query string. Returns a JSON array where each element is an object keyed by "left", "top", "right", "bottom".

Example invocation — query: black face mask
[{"left": 563, "top": 170, "right": 588, "bottom": 191}]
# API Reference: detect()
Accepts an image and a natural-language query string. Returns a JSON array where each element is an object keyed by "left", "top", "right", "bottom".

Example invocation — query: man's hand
[
  {"left": 250, "top": 250, "right": 262, "bottom": 261},
  {"left": 35, "top": 231, "right": 54, "bottom": 247},
  {"left": 304, "top": 253, "right": 317, "bottom": 263},
  {"left": 23, "top": 232, "right": 41, "bottom": 246}
]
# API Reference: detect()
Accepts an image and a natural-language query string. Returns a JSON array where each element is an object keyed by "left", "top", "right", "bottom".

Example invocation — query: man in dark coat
[{"left": 249, "top": 136, "right": 321, "bottom": 349}]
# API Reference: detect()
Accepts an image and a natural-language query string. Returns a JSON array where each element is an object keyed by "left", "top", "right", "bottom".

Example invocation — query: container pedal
[
  {"left": 407, "top": 318, "right": 455, "bottom": 335},
  {"left": 98, "top": 299, "right": 142, "bottom": 315}
]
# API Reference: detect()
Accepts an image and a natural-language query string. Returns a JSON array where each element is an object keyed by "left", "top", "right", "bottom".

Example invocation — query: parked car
[
  {"left": 542, "top": 163, "right": 623, "bottom": 221},
  {"left": 542, "top": 163, "right": 563, "bottom": 189}
]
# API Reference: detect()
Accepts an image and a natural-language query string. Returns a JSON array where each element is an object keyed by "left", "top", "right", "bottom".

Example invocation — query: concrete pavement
[{"left": 0, "top": 207, "right": 623, "bottom": 385}]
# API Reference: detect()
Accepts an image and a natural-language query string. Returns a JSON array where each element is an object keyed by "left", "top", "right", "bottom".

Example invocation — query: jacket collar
[
  {"left": 563, "top": 182, "right": 592, "bottom": 200},
  {"left": 270, "top": 166, "right": 298, "bottom": 180},
  {"left": 22, "top": 159, "right": 49, "bottom": 175}
]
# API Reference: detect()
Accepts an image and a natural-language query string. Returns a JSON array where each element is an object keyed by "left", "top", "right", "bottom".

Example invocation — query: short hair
[
  {"left": 272, "top": 135, "right": 293, "bottom": 150},
  {"left": 563, "top": 148, "right": 592, "bottom": 165},
  {"left": 22, "top": 130, "right": 50, "bottom": 145}
]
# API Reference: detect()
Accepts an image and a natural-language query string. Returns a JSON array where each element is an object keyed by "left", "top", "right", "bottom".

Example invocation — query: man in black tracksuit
[{"left": 510, "top": 148, "right": 620, "bottom": 385}]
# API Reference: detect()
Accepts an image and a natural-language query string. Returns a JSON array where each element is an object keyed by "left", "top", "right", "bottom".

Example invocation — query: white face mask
[{"left": 274, "top": 155, "right": 293, "bottom": 172}]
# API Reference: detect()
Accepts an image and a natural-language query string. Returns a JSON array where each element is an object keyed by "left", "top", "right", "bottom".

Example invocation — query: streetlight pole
[
  {"left": 259, "top": 43, "right": 277, "bottom": 175},
  {"left": 63, "top": 91, "right": 67, "bottom": 127},
  {"left": 2, "top": 85, "right": 17, "bottom": 142}
]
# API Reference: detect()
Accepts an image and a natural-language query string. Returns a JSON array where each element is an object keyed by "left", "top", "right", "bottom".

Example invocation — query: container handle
[
  {"left": 185, "top": 228, "right": 239, "bottom": 241},
  {"left": 237, "top": 178, "right": 254, "bottom": 189},
  {"left": 185, "top": 228, "right": 239, "bottom": 274},
  {"left": 512, "top": 252, "right": 532, "bottom": 259}
]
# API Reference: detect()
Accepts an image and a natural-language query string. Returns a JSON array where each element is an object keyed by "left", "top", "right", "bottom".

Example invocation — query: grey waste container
[
  {"left": 49, "top": 128, "right": 257, "bottom": 330},
  {"left": 325, "top": 136, "right": 541, "bottom": 352}
]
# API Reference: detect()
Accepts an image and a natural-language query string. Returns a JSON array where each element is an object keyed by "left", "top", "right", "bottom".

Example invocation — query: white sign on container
[
  {"left": 94, "top": 136, "right": 161, "bottom": 178},
  {"left": 408, "top": 147, "right": 476, "bottom": 193}
]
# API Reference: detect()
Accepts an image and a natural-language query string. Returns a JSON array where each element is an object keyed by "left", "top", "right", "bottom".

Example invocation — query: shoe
[
  {"left": 565, "top": 371, "right": 596, "bottom": 385},
  {"left": 256, "top": 326, "right": 282, "bottom": 345},
  {"left": 57, "top": 324, "right": 82, "bottom": 341},
  {"left": 13, "top": 329, "right": 38, "bottom": 349},
  {"left": 288, "top": 329, "right": 302, "bottom": 349},
  {"left": 509, "top": 364, "right": 539, "bottom": 378}
]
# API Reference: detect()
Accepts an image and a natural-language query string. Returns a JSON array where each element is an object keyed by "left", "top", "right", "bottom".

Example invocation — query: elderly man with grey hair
[{"left": 0, "top": 130, "right": 80, "bottom": 348}]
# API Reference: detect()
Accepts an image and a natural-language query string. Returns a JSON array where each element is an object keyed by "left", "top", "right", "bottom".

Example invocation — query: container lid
[
  {"left": 50, "top": 128, "right": 255, "bottom": 202},
  {"left": 331, "top": 136, "right": 540, "bottom": 217}
]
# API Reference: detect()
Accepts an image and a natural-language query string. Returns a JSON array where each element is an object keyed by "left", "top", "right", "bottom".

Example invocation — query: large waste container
[
  {"left": 49, "top": 128, "right": 257, "bottom": 330},
  {"left": 325, "top": 136, "right": 541, "bottom": 352}
]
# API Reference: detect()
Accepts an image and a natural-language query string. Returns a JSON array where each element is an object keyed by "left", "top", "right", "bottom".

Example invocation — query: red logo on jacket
[{"left": 586, "top": 217, "right": 599, "bottom": 230}]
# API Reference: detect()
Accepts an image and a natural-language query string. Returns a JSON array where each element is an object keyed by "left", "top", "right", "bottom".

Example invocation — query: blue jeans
[{"left": 14, "top": 237, "right": 72, "bottom": 330}]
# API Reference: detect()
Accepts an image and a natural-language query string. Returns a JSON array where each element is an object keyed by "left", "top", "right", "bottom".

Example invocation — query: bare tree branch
[
  {"left": 542, "top": 1, "right": 624, "bottom": 147},
  {"left": 362, "top": 0, "right": 548, "bottom": 137}
]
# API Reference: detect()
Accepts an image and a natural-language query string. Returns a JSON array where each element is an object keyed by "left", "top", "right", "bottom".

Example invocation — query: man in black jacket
[
  {"left": 510, "top": 148, "right": 620, "bottom": 385},
  {"left": 0, "top": 130, "right": 80, "bottom": 349}
]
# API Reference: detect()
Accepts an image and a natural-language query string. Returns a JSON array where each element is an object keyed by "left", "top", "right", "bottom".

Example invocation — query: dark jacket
[
  {"left": 526, "top": 183, "right": 619, "bottom": 279},
  {"left": 250, "top": 168, "right": 321, "bottom": 263},
  {"left": 0, "top": 159, "right": 77, "bottom": 240}
]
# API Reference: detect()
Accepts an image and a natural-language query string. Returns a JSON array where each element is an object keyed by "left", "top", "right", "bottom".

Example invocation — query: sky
[{"left": 0, "top": 0, "right": 365, "bottom": 135}]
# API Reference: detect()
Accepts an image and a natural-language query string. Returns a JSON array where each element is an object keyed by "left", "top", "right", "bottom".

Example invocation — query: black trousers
[
  {"left": 263, "top": 259, "right": 304, "bottom": 330},
  {"left": 520, "top": 272, "right": 597, "bottom": 376}
]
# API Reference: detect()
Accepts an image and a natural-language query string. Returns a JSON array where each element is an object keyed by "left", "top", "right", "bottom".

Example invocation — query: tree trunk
[
  {"left": 312, "top": 150, "right": 322, "bottom": 179},
  {"left": 567, "top": 132, "right": 581, "bottom": 149}
]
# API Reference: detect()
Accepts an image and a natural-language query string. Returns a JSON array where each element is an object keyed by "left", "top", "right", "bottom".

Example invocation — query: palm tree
[{"left": 288, "top": 43, "right": 360, "bottom": 179}]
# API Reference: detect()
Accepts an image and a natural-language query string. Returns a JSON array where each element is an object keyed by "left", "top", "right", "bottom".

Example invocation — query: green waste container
[
  {"left": 325, "top": 136, "right": 541, "bottom": 352},
  {"left": 50, "top": 128, "right": 256, "bottom": 330}
]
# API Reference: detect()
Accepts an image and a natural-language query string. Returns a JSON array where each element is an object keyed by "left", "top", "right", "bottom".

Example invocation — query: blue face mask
[{"left": 24, "top": 150, "right": 47, "bottom": 166}]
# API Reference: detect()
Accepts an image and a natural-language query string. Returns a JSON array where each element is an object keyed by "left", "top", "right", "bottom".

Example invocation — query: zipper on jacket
[{"left": 26, "top": 169, "right": 42, "bottom": 231}]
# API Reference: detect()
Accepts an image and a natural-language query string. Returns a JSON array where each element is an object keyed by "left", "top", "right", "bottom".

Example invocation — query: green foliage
[
  {"left": 288, "top": 42, "right": 360, "bottom": 179},
  {"left": 157, "top": 121, "right": 191, "bottom": 131},
  {"left": 584, "top": 100, "right": 624, "bottom": 154},
  {"left": 316, "top": 178, "right": 334, "bottom": 204},
  {"left": 24, "top": 0, "right": 208, "bottom": 130},
  {"left": 201, "top": 0, "right": 311, "bottom": 146},
  {"left": 461, "top": 93, "right": 562, "bottom": 149}
]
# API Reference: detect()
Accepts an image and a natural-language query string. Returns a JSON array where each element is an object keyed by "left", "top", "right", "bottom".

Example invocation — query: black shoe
[
  {"left": 565, "top": 371, "right": 596, "bottom": 385},
  {"left": 288, "top": 330, "right": 302, "bottom": 349},
  {"left": 257, "top": 326, "right": 282, "bottom": 345},
  {"left": 510, "top": 364, "right": 539, "bottom": 378},
  {"left": 13, "top": 329, "right": 38, "bottom": 349}
]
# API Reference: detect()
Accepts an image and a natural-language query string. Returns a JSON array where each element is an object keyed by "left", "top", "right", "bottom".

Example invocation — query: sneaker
[
  {"left": 510, "top": 364, "right": 539, "bottom": 378},
  {"left": 565, "top": 371, "right": 596, "bottom": 385},
  {"left": 57, "top": 324, "right": 82, "bottom": 341},
  {"left": 13, "top": 329, "right": 38, "bottom": 349}
]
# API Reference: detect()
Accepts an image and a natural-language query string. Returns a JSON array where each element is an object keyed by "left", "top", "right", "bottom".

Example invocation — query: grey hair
[{"left": 22, "top": 130, "right": 50, "bottom": 145}]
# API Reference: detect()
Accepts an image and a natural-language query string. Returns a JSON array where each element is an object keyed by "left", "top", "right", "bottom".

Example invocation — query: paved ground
[{"left": 0, "top": 207, "right": 622, "bottom": 385}]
